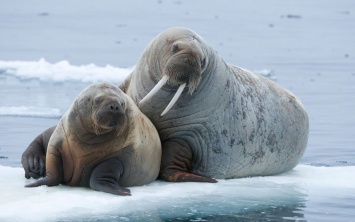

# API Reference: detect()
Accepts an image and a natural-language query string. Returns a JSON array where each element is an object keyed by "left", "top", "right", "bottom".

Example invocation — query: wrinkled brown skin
[
  {"left": 120, "top": 27, "right": 309, "bottom": 183},
  {"left": 23, "top": 83, "right": 161, "bottom": 195}
]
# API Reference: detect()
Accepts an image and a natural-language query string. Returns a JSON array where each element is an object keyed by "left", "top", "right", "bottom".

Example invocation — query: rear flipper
[
  {"left": 160, "top": 170, "right": 217, "bottom": 183},
  {"left": 25, "top": 175, "right": 61, "bottom": 187},
  {"left": 90, "top": 158, "right": 131, "bottom": 196},
  {"left": 160, "top": 140, "right": 218, "bottom": 183}
]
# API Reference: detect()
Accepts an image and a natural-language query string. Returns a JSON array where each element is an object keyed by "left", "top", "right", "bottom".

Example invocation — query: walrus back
[{"left": 193, "top": 65, "right": 309, "bottom": 178}]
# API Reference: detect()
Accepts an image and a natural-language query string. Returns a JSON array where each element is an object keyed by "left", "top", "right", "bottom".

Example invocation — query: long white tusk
[
  {"left": 161, "top": 83, "right": 186, "bottom": 116},
  {"left": 139, "top": 75, "right": 169, "bottom": 105}
]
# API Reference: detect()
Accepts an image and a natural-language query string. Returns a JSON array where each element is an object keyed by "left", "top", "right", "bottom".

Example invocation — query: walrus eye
[
  {"left": 171, "top": 44, "right": 179, "bottom": 53},
  {"left": 94, "top": 98, "right": 102, "bottom": 106}
]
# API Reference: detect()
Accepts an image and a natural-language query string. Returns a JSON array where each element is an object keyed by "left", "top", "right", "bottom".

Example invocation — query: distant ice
[
  {"left": 254, "top": 69, "right": 277, "bottom": 81},
  {"left": 0, "top": 106, "right": 61, "bottom": 118},
  {"left": 0, "top": 165, "right": 354, "bottom": 222},
  {"left": 0, "top": 59, "right": 134, "bottom": 118},
  {"left": 0, "top": 59, "right": 132, "bottom": 83}
]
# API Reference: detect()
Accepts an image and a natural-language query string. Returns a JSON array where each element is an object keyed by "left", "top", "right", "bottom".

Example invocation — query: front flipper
[
  {"left": 160, "top": 141, "right": 217, "bottom": 183},
  {"left": 90, "top": 158, "right": 131, "bottom": 196},
  {"left": 25, "top": 144, "right": 63, "bottom": 188},
  {"left": 22, "top": 126, "right": 56, "bottom": 179}
]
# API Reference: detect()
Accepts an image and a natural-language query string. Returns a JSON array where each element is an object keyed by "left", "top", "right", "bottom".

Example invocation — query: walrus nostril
[{"left": 109, "top": 104, "right": 119, "bottom": 111}]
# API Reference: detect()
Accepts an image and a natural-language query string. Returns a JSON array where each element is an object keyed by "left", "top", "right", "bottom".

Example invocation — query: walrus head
[
  {"left": 140, "top": 31, "right": 208, "bottom": 116},
  {"left": 91, "top": 92, "right": 127, "bottom": 135},
  {"left": 163, "top": 40, "right": 206, "bottom": 93},
  {"left": 75, "top": 83, "right": 128, "bottom": 136}
]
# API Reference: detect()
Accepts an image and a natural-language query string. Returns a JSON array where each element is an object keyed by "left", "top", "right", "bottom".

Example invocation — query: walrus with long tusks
[
  {"left": 24, "top": 83, "right": 161, "bottom": 195},
  {"left": 120, "top": 27, "right": 309, "bottom": 183}
]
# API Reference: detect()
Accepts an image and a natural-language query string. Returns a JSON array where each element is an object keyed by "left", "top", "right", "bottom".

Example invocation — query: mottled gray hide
[{"left": 120, "top": 27, "right": 309, "bottom": 180}]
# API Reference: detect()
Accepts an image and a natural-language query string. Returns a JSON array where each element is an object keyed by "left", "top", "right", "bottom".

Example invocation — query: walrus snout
[
  {"left": 165, "top": 56, "right": 201, "bottom": 83},
  {"left": 92, "top": 99, "right": 127, "bottom": 135},
  {"left": 107, "top": 102, "right": 126, "bottom": 128},
  {"left": 109, "top": 102, "right": 120, "bottom": 111},
  {"left": 103, "top": 100, "right": 125, "bottom": 118},
  {"left": 100, "top": 99, "right": 124, "bottom": 114}
]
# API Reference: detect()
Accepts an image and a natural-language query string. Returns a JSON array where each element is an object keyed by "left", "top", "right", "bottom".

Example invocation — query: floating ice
[
  {"left": 0, "top": 106, "right": 61, "bottom": 118},
  {"left": 0, "top": 59, "right": 132, "bottom": 83},
  {"left": 0, "top": 165, "right": 354, "bottom": 221},
  {"left": 254, "top": 69, "right": 277, "bottom": 81}
]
